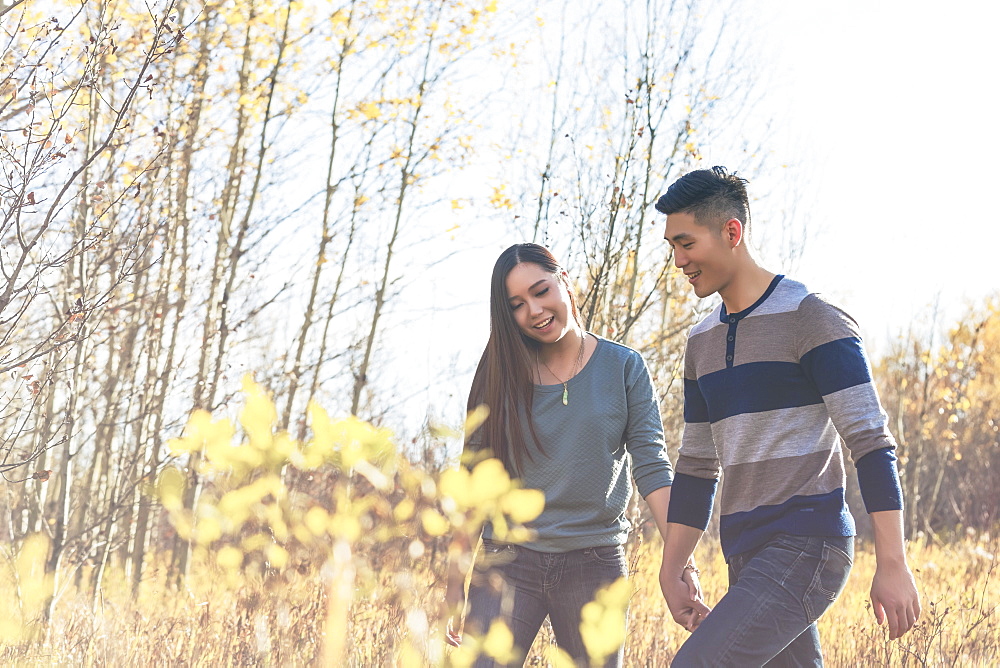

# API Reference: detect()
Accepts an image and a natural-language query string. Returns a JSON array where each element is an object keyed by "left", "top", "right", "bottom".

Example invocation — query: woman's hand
[
  {"left": 445, "top": 616, "right": 463, "bottom": 647},
  {"left": 443, "top": 569, "right": 467, "bottom": 647},
  {"left": 681, "top": 562, "right": 703, "bottom": 602},
  {"left": 660, "top": 560, "right": 712, "bottom": 632}
]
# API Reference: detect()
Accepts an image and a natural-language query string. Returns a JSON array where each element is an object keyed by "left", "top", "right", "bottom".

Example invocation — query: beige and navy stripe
[{"left": 667, "top": 276, "right": 903, "bottom": 558}]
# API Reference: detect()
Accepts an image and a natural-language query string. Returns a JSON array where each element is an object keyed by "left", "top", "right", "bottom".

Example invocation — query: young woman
[{"left": 444, "top": 243, "right": 697, "bottom": 667}]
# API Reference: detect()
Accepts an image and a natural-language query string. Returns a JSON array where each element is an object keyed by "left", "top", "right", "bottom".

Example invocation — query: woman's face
[{"left": 504, "top": 262, "right": 576, "bottom": 345}]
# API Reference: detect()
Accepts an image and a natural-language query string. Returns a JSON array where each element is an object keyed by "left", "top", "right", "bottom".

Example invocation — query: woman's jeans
[
  {"left": 673, "top": 533, "right": 854, "bottom": 667},
  {"left": 464, "top": 539, "right": 628, "bottom": 667}
]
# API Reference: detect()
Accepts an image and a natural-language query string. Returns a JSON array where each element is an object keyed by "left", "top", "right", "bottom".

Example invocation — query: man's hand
[
  {"left": 871, "top": 561, "right": 921, "bottom": 639},
  {"left": 869, "top": 510, "right": 921, "bottom": 640},
  {"left": 660, "top": 563, "right": 712, "bottom": 632},
  {"left": 658, "top": 522, "right": 711, "bottom": 631}
]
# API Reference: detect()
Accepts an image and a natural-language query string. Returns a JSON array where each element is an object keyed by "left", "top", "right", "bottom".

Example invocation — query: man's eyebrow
[
  {"left": 664, "top": 231, "right": 694, "bottom": 242},
  {"left": 508, "top": 279, "right": 548, "bottom": 300}
]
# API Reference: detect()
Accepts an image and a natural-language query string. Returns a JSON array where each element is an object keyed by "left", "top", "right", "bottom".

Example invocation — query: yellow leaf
[
  {"left": 579, "top": 576, "right": 632, "bottom": 663},
  {"left": 240, "top": 374, "right": 277, "bottom": 448},
  {"left": 469, "top": 458, "right": 512, "bottom": 504},
  {"left": 465, "top": 404, "right": 490, "bottom": 438},
  {"left": 329, "top": 513, "right": 362, "bottom": 541},
  {"left": 267, "top": 544, "right": 289, "bottom": 569},
  {"left": 194, "top": 516, "right": 222, "bottom": 545},
  {"left": 224, "top": 8, "right": 245, "bottom": 26},
  {"left": 307, "top": 401, "right": 335, "bottom": 459},
  {"left": 488, "top": 185, "right": 513, "bottom": 210},
  {"left": 217, "top": 546, "right": 243, "bottom": 570},
  {"left": 10, "top": 533, "right": 53, "bottom": 638},
  {"left": 359, "top": 101, "right": 381, "bottom": 120},
  {"left": 394, "top": 498, "right": 415, "bottom": 522},
  {"left": 421, "top": 508, "right": 449, "bottom": 537},
  {"left": 501, "top": 488, "right": 545, "bottom": 523},
  {"left": 542, "top": 645, "right": 577, "bottom": 668},
  {"left": 439, "top": 467, "right": 472, "bottom": 508},
  {"left": 501, "top": 526, "right": 533, "bottom": 543},
  {"left": 305, "top": 507, "right": 329, "bottom": 536},
  {"left": 482, "top": 620, "right": 516, "bottom": 663},
  {"left": 156, "top": 466, "right": 186, "bottom": 511},
  {"left": 242, "top": 533, "right": 273, "bottom": 552}
]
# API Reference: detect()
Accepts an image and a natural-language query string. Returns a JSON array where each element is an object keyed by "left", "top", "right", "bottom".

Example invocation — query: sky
[
  {"left": 386, "top": 1, "right": 1000, "bottom": 435},
  {"left": 748, "top": 1, "right": 999, "bottom": 350}
]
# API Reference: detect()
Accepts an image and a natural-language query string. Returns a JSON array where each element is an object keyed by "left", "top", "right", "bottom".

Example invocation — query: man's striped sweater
[{"left": 667, "top": 275, "right": 903, "bottom": 558}]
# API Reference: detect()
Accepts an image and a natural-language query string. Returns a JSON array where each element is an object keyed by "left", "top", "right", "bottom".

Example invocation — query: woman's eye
[
  {"left": 682, "top": 243, "right": 694, "bottom": 249},
  {"left": 511, "top": 303, "right": 522, "bottom": 311},
  {"left": 536, "top": 288, "right": 549, "bottom": 297}
]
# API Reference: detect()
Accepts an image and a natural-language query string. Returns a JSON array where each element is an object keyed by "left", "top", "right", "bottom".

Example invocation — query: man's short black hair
[{"left": 655, "top": 166, "right": 751, "bottom": 231}]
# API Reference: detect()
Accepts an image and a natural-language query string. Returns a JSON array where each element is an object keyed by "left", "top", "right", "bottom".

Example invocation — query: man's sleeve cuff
[
  {"left": 666, "top": 472, "right": 718, "bottom": 530},
  {"left": 856, "top": 447, "right": 903, "bottom": 513}
]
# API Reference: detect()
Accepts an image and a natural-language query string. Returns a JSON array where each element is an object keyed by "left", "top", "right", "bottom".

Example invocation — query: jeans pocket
[
  {"left": 476, "top": 541, "right": 516, "bottom": 571},
  {"left": 585, "top": 544, "right": 625, "bottom": 565},
  {"left": 802, "top": 540, "right": 852, "bottom": 623}
]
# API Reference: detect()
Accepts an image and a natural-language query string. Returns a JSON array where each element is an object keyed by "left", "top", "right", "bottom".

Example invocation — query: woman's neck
[{"left": 538, "top": 326, "right": 586, "bottom": 363}]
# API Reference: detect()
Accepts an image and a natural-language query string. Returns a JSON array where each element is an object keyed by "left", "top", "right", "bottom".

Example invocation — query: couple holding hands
[{"left": 444, "top": 167, "right": 920, "bottom": 667}]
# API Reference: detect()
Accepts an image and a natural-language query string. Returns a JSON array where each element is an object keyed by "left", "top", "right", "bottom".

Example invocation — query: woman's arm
[
  {"left": 443, "top": 527, "right": 478, "bottom": 646},
  {"left": 644, "top": 485, "right": 672, "bottom": 543}
]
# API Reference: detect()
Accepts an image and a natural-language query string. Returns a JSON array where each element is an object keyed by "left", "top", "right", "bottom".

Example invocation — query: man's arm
[
  {"left": 658, "top": 469, "right": 718, "bottom": 632},
  {"left": 797, "top": 295, "right": 921, "bottom": 638},
  {"left": 870, "top": 510, "right": 921, "bottom": 639}
]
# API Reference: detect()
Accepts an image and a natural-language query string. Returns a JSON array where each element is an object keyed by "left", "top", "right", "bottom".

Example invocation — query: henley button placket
[{"left": 725, "top": 315, "right": 739, "bottom": 369}]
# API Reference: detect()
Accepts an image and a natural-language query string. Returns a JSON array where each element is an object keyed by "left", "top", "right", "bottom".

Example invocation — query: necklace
[{"left": 537, "top": 332, "right": 587, "bottom": 406}]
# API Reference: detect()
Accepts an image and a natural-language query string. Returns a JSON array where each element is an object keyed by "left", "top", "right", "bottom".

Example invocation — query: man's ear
[{"left": 723, "top": 218, "right": 744, "bottom": 248}]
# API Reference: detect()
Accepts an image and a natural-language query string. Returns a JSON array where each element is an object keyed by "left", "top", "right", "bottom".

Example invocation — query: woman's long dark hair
[{"left": 465, "top": 244, "right": 582, "bottom": 476}]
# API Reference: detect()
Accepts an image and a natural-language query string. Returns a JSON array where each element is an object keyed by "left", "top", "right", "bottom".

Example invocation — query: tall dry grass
[
  {"left": 2, "top": 383, "right": 994, "bottom": 666},
  {"left": 1, "top": 531, "right": 995, "bottom": 666},
  {"left": 624, "top": 531, "right": 998, "bottom": 667}
]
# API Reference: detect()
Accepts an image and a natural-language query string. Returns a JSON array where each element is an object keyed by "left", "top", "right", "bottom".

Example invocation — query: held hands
[
  {"left": 682, "top": 563, "right": 704, "bottom": 603},
  {"left": 660, "top": 560, "right": 712, "bottom": 632},
  {"left": 870, "top": 561, "right": 921, "bottom": 640}
]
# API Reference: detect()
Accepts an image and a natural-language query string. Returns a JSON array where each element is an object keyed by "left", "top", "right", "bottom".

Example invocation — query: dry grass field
[
  {"left": 3, "top": 392, "right": 995, "bottom": 666},
  {"left": 2, "top": 529, "right": 995, "bottom": 666}
]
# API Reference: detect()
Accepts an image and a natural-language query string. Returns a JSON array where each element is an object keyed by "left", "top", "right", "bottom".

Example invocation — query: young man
[{"left": 656, "top": 167, "right": 920, "bottom": 665}]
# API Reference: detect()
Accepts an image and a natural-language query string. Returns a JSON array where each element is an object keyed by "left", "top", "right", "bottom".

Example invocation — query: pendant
[{"left": 562, "top": 384, "right": 569, "bottom": 406}]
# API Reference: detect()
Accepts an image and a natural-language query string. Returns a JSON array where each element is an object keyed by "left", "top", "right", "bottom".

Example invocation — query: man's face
[{"left": 663, "top": 212, "right": 738, "bottom": 299}]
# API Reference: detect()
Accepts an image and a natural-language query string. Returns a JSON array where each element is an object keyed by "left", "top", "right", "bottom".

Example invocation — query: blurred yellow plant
[
  {"left": 580, "top": 576, "right": 632, "bottom": 665},
  {"left": 154, "top": 376, "right": 545, "bottom": 665},
  {"left": 0, "top": 533, "right": 54, "bottom": 644}
]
